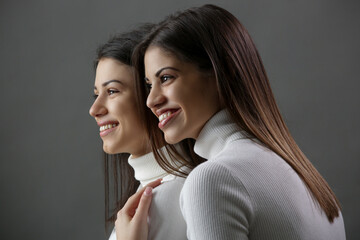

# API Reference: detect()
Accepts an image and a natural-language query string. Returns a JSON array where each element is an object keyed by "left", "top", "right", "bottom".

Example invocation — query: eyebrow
[{"left": 94, "top": 79, "right": 124, "bottom": 90}]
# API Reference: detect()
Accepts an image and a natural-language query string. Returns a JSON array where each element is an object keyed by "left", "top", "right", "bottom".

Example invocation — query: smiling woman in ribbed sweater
[
  {"left": 133, "top": 4, "right": 346, "bottom": 240},
  {"left": 89, "top": 24, "right": 204, "bottom": 240}
]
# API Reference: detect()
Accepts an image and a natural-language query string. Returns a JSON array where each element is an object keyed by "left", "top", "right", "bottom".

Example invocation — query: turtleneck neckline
[
  {"left": 128, "top": 146, "right": 174, "bottom": 186},
  {"left": 194, "top": 109, "right": 247, "bottom": 159}
]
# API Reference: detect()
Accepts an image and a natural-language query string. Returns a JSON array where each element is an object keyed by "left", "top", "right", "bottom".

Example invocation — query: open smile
[
  {"left": 158, "top": 109, "right": 181, "bottom": 129},
  {"left": 98, "top": 122, "right": 119, "bottom": 137}
]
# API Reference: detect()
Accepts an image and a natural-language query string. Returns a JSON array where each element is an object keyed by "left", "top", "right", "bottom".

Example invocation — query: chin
[
  {"left": 164, "top": 133, "right": 182, "bottom": 145},
  {"left": 103, "top": 144, "right": 118, "bottom": 154}
]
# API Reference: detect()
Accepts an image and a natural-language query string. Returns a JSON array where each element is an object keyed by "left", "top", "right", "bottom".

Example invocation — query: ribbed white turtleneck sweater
[
  {"left": 180, "top": 109, "right": 346, "bottom": 240},
  {"left": 108, "top": 149, "right": 187, "bottom": 240}
]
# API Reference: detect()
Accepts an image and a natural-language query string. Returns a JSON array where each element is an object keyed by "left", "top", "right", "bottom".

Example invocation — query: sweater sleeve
[{"left": 180, "top": 162, "right": 254, "bottom": 240}]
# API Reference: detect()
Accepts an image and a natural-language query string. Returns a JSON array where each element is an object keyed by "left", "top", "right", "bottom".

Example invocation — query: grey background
[{"left": 0, "top": 0, "right": 359, "bottom": 239}]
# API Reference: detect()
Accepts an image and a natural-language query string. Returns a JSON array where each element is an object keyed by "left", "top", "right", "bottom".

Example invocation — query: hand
[{"left": 115, "top": 179, "right": 162, "bottom": 240}]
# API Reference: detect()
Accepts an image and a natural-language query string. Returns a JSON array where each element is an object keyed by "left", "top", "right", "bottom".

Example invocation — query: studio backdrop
[{"left": 0, "top": 0, "right": 359, "bottom": 239}]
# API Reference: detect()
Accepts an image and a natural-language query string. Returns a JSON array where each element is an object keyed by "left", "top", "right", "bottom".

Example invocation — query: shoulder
[
  {"left": 182, "top": 161, "right": 253, "bottom": 211},
  {"left": 184, "top": 161, "right": 237, "bottom": 189},
  {"left": 218, "top": 138, "right": 279, "bottom": 164},
  {"left": 181, "top": 138, "right": 300, "bottom": 209},
  {"left": 180, "top": 161, "right": 255, "bottom": 239},
  {"left": 214, "top": 139, "right": 294, "bottom": 183},
  {"left": 182, "top": 139, "right": 277, "bottom": 194}
]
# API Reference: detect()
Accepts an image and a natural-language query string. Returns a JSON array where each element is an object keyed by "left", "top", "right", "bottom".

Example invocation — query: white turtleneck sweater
[
  {"left": 180, "top": 109, "right": 346, "bottom": 240},
  {"left": 108, "top": 149, "right": 187, "bottom": 240}
]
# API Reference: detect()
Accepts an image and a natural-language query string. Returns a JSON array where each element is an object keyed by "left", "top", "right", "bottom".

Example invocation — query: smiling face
[
  {"left": 89, "top": 58, "right": 150, "bottom": 157},
  {"left": 145, "top": 46, "right": 222, "bottom": 144}
]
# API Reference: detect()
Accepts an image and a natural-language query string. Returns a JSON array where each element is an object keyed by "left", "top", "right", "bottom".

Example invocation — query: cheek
[
  {"left": 185, "top": 82, "right": 220, "bottom": 118},
  {"left": 198, "top": 78, "right": 219, "bottom": 107},
  {"left": 167, "top": 84, "right": 196, "bottom": 107},
  {"left": 112, "top": 94, "right": 137, "bottom": 118},
  {"left": 111, "top": 101, "right": 126, "bottom": 118}
]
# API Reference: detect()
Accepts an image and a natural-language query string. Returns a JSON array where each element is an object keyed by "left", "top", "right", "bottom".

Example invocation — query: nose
[
  {"left": 146, "top": 84, "right": 166, "bottom": 110},
  {"left": 89, "top": 96, "right": 107, "bottom": 118}
]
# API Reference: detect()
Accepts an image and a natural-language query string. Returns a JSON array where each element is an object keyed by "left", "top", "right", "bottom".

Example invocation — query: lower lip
[
  {"left": 99, "top": 126, "right": 118, "bottom": 137},
  {"left": 158, "top": 109, "right": 181, "bottom": 129}
]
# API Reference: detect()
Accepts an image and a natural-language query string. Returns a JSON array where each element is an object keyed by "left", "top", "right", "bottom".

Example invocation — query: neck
[
  {"left": 128, "top": 146, "right": 171, "bottom": 186},
  {"left": 194, "top": 109, "right": 247, "bottom": 159},
  {"left": 130, "top": 143, "right": 152, "bottom": 159}
]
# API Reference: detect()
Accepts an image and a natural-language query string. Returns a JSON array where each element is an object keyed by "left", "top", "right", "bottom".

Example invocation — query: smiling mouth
[
  {"left": 159, "top": 111, "right": 171, "bottom": 122},
  {"left": 99, "top": 123, "right": 119, "bottom": 132},
  {"left": 158, "top": 109, "right": 181, "bottom": 128}
]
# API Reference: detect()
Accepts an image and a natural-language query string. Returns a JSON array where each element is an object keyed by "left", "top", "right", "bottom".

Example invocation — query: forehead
[
  {"left": 144, "top": 46, "right": 182, "bottom": 70},
  {"left": 144, "top": 46, "right": 213, "bottom": 82},
  {"left": 95, "top": 58, "right": 133, "bottom": 85}
]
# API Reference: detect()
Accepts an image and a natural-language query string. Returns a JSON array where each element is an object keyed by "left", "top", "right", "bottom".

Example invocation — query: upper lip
[
  {"left": 155, "top": 108, "right": 180, "bottom": 117},
  {"left": 96, "top": 120, "right": 119, "bottom": 126}
]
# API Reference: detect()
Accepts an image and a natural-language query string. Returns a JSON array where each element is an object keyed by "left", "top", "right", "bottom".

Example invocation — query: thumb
[{"left": 134, "top": 187, "right": 153, "bottom": 221}]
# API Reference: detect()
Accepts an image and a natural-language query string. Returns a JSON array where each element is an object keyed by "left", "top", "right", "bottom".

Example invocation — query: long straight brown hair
[
  {"left": 94, "top": 26, "right": 152, "bottom": 235},
  {"left": 94, "top": 24, "right": 205, "bottom": 236},
  {"left": 133, "top": 4, "right": 341, "bottom": 222}
]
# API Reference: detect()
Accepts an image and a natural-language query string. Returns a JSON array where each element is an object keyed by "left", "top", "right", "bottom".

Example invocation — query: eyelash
[
  {"left": 93, "top": 89, "right": 119, "bottom": 99},
  {"left": 160, "top": 75, "right": 173, "bottom": 83},
  {"left": 145, "top": 74, "right": 174, "bottom": 91},
  {"left": 108, "top": 89, "right": 119, "bottom": 95}
]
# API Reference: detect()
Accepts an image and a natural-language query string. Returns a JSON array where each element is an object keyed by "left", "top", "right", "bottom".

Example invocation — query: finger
[
  {"left": 122, "top": 179, "right": 162, "bottom": 217},
  {"left": 144, "top": 178, "right": 162, "bottom": 189},
  {"left": 133, "top": 187, "right": 153, "bottom": 221}
]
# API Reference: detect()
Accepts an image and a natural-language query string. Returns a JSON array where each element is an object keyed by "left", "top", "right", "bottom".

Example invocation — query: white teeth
[
  {"left": 99, "top": 123, "right": 118, "bottom": 132},
  {"left": 159, "top": 111, "right": 171, "bottom": 121}
]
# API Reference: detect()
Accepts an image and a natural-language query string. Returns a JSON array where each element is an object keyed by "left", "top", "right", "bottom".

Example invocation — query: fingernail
[{"left": 144, "top": 187, "right": 152, "bottom": 196}]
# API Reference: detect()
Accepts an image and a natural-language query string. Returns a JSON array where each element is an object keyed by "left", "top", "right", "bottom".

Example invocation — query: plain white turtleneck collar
[
  {"left": 194, "top": 109, "right": 247, "bottom": 160},
  {"left": 128, "top": 147, "right": 176, "bottom": 186}
]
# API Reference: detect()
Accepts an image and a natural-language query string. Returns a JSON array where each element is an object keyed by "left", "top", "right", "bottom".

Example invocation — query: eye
[
  {"left": 108, "top": 89, "right": 119, "bottom": 95},
  {"left": 160, "top": 75, "right": 173, "bottom": 83}
]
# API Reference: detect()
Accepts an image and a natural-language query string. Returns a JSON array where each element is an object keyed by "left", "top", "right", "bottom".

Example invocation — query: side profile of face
[
  {"left": 89, "top": 58, "right": 150, "bottom": 157},
  {"left": 145, "top": 46, "right": 222, "bottom": 144}
]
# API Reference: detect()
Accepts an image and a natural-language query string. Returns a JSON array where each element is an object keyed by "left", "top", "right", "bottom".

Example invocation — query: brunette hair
[
  {"left": 94, "top": 24, "right": 154, "bottom": 235},
  {"left": 95, "top": 24, "right": 204, "bottom": 235},
  {"left": 133, "top": 4, "right": 341, "bottom": 222}
]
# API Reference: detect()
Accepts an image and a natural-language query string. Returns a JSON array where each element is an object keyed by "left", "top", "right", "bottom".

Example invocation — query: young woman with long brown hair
[
  {"left": 133, "top": 4, "right": 346, "bottom": 239},
  {"left": 89, "top": 24, "right": 203, "bottom": 240}
]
